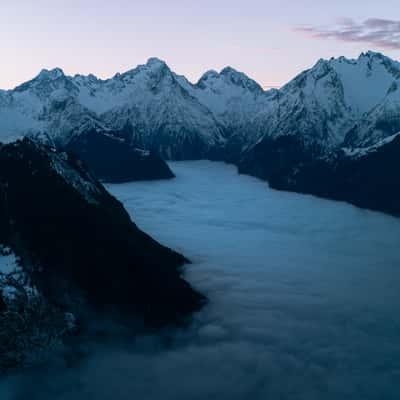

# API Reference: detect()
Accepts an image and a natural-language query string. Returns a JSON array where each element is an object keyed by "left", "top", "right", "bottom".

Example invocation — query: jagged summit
[
  {"left": 305, "top": 51, "right": 400, "bottom": 77},
  {"left": 197, "top": 65, "right": 264, "bottom": 93},
  {"left": 268, "top": 50, "right": 400, "bottom": 147},
  {"left": 13, "top": 67, "right": 70, "bottom": 94},
  {"left": 0, "top": 57, "right": 226, "bottom": 157},
  {"left": 119, "top": 57, "right": 171, "bottom": 80},
  {"left": 237, "top": 51, "right": 400, "bottom": 216},
  {"left": 0, "top": 52, "right": 399, "bottom": 215},
  {"left": 359, "top": 50, "right": 382, "bottom": 59},
  {"left": 146, "top": 57, "right": 168, "bottom": 68},
  {"left": 0, "top": 51, "right": 399, "bottom": 159},
  {"left": 197, "top": 70, "right": 219, "bottom": 85},
  {"left": 220, "top": 66, "right": 264, "bottom": 92},
  {"left": 320, "top": 51, "right": 393, "bottom": 65},
  {"left": 36, "top": 67, "right": 65, "bottom": 80},
  {"left": 73, "top": 72, "right": 100, "bottom": 83}
]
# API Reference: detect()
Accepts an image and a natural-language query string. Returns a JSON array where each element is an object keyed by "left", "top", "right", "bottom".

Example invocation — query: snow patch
[
  {"left": 49, "top": 152, "right": 101, "bottom": 205},
  {"left": 0, "top": 248, "right": 18, "bottom": 275},
  {"left": 342, "top": 131, "right": 400, "bottom": 158}
]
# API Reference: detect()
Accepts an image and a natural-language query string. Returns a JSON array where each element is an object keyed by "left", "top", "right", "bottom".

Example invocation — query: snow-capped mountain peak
[
  {"left": 358, "top": 50, "right": 390, "bottom": 63},
  {"left": 220, "top": 66, "right": 264, "bottom": 93},
  {"left": 145, "top": 57, "right": 168, "bottom": 68},
  {"left": 197, "top": 66, "right": 264, "bottom": 94},
  {"left": 120, "top": 57, "right": 170, "bottom": 80},
  {"left": 14, "top": 67, "right": 68, "bottom": 93},
  {"left": 197, "top": 70, "right": 219, "bottom": 86},
  {"left": 175, "top": 65, "right": 269, "bottom": 141},
  {"left": 37, "top": 67, "right": 65, "bottom": 80},
  {"left": 1, "top": 52, "right": 400, "bottom": 159},
  {"left": 254, "top": 51, "right": 400, "bottom": 150},
  {"left": 326, "top": 52, "right": 400, "bottom": 114}
]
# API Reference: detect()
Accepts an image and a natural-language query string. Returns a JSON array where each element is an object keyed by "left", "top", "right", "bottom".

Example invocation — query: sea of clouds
[{"left": 2, "top": 161, "right": 400, "bottom": 400}]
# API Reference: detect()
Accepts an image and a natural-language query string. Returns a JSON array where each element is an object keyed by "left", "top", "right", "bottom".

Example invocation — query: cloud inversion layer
[
  {"left": 296, "top": 18, "right": 400, "bottom": 50},
  {"left": 2, "top": 162, "right": 400, "bottom": 399}
]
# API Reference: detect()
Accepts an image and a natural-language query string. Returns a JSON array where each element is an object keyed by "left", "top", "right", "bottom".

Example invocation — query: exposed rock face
[{"left": 0, "top": 138, "right": 205, "bottom": 325}]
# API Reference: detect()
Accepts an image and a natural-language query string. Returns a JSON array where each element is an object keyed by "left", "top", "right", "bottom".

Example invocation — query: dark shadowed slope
[
  {"left": 64, "top": 129, "right": 175, "bottom": 183},
  {"left": 0, "top": 138, "right": 205, "bottom": 325},
  {"left": 239, "top": 132, "right": 400, "bottom": 217}
]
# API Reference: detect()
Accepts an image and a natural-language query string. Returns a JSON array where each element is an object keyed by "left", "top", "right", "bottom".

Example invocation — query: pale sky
[{"left": 1, "top": 0, "right": 399, "bottom": 89}]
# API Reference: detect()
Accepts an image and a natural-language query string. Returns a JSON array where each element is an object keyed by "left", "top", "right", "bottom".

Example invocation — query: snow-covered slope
[
  {"left": 178, "top": 67, "right": 270, "bottom": 129},
  {"left": 0, "top": 68, "right": 103, "bottom": 145},
  {"left": 329, "top": 52, "right": 400, "bottom": 115},
  {"left": 342, "top": 131, "right": 400, "bottom": 158},
  {"left": 248, "top": 51, "right": 400, "bottom": 153},
  {"left": 0, "top": 59, "right": 225, "bottom": 159},
  {"left": 236, "top": 52, "right": 400, "bottom": 216},
  {"left": 176, "top": 66, "right": 274, "bottom": 158},
  {"left": 1, "top": 52, "right": 400, "bottom": 160}
]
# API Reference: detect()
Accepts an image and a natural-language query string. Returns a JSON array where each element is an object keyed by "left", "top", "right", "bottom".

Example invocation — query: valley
[{"left": 3, "top": 161, "right": 399, "bottom": 399}]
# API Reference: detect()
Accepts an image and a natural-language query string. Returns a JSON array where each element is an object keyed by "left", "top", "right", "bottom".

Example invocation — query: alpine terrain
[
  {"left": 0, "top": 51, "right": 399, "bottom": 213},
  {"left": 0, "top": 138, "right": 205, "bottom": 371}
]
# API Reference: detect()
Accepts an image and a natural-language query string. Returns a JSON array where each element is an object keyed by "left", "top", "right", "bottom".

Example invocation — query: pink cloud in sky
[{"left": 296, "top": 18, "right": 400, "bottom": 50}]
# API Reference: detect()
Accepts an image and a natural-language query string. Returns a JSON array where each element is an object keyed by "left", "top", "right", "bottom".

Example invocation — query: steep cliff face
[{"left": 0, "top": 138, "right": 205, "bottom": 324}]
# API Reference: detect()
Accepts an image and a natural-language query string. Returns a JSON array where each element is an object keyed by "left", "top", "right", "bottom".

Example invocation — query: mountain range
[
  {"left": 1, "top": 51, "right": 400, "bottom": 214},
  {"left": 1, "top": 51, "right": 400, "bottom": 370}
]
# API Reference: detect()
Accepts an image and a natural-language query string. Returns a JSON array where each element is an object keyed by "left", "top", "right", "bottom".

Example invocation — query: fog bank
[{"left": 2, "top": 161, "right": 400, "bottom": 399}]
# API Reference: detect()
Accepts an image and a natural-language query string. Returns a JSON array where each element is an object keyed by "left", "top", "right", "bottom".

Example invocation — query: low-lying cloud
[
  {"left": 2, "top": 161, "right": 400, "bottom": 399},
  {"left": 296, "top": 18, "right": 400, "bottom": 50}
]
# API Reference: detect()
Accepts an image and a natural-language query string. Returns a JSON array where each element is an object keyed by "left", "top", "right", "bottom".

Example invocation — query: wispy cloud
[{"left": 295, "top": 18, "right": 400, "bottom": 50}]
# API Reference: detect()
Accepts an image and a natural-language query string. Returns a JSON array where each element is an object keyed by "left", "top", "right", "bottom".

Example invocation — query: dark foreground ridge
[{"left": 0, "top": 138, "right": 205, "bottom": 324}]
